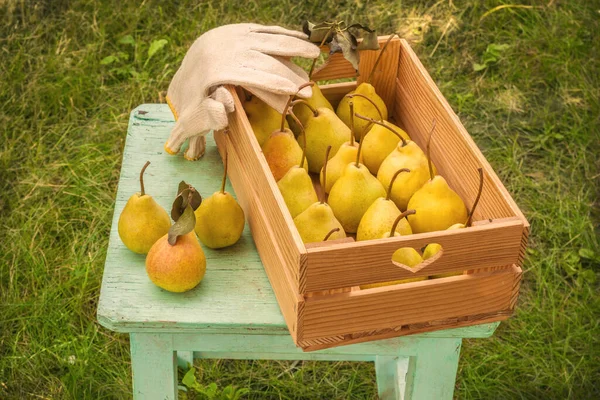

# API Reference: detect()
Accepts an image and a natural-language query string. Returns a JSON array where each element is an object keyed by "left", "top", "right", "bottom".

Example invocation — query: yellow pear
[
  {"left": 293, "top": 146, "right": 346, "bottom": 244},
  {"left": 337, "top": 84, "right": 388, "bottom": 141},
  {"left": 294, "top": 202, "right": 346, "bottom": 244},
  {"left": 261, "top": 94, "right": 310, "bottom": 183},
  {"left": 277, "top": 117, "right": 318, "bottom": 218},
  {"left": 146, "top": 231, "right": 206, "bottom": 293},
  {"left": 425, "top": 168, "right": 484, "bottom": 278},
  {"left": 407, "top": 176, "right": 467, "bottom": 233},
  {"left": 406, "top": 124, "right": 469, "bottom": 233},
  {"left": 319, "top": 100, "right": 361, "bottom": 193},
  {"left": 357, "top": 114, "right": 411, "bottom": 175},
  {"left": 243, "top": 95, "right": 289, "bottom": 146},
  {"left": 195, "top": 153, "right": 245, "bottom": 249},
  {"left": 328, "top": 134, "right": 386, "bottom": 233},
  {"left": 118, "top": 161, "right": 171, "bottom": 254},
  {"left": 356, "top": 169, "right": 413, "bottom": 241},
  {"left": 289, "top": 84, "right": 333, "bottom": 135},
  {"left": 296, "top": 100, "right": 350, "bottom": 173},
  {"left": 377, "top": 141, "right": 434, "bottom": 211}
]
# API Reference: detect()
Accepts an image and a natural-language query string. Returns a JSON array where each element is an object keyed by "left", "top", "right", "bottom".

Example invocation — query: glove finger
[
  {"left": 242, "top": 86, "right": 293, "bottom": 114},
  {"left": 210, "top": 86, "right": 235, "bottom": 114},
  {"left": 184, "top": 136, "right": 207, "bottom": 161},
  {"left": 251, "top": 25, "right": 308, "bottom": 40},
  {"left": 165, "top": 98, "right": 227, "bottom": 154},
  {"left": 274, "top": 57, "right": 313, "bottom": 98},
  {"left": 249, "top": 32, "right": 320, "bottom": 59}
]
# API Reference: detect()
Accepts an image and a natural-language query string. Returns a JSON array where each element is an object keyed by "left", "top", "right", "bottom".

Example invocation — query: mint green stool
[{"left": 97, "top": 105, "right": 499, "bottom": 400}]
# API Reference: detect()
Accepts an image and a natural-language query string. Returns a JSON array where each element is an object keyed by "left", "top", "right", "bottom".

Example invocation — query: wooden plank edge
[
  {"left": 298, "top": 312, "right": 512, "bottom": 352},
  {"left": 397, "top": 39, "right": 529, "bottom": 228}
]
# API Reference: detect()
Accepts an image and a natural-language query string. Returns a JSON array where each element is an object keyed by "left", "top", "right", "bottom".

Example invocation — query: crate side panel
[
  {"left": 215, "top": 131, "right": 301, "bottom": 341},
  {"left": 224, "top": 86, "right": 304, "bottom": 287},
  {"left": 300, "top": 266, "right": 520, "bottom": 340},
  {"left": 303, "top": 218, "right": 523, "bottom": 292},
  {"left": 395, "top": 40, "right": 527, "bottom": 225}
]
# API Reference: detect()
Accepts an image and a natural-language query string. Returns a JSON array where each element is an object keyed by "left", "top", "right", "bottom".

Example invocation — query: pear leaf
[
  {"left": 303, "top": 21, "right": 335, "bottom": 43},
  {"left": 335, "top": 31, "right": 359, "bottom": 71},
  {"left": 171, "top": 182, "right": 202, "bottom": 221},
  {"left": 177, "top": 180, "right": 189, "bottom": 195},
  {"left": 168, "top": 204, "right": 195, "bottom": 245}
]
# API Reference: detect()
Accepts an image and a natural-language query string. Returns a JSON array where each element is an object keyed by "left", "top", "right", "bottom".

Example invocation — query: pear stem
[
  {"left": 426, "top": 119, "right": 437, "bottom": 181},
  {"left": 289, "top": 111, "right": 307, "bottom": 169},
  {"left": 354, "top": 113, "right": 407, "bottom": 146},
  {"left": 321, "top": 145, "right": 331, "bottom": 204},
  {"left": 466, "top": 168, "right": 484, "bottom": 227},
  {"left": 281, "top": 82, "right": 315, "bottom": 132},
  {"left": 345, "top": 93, "right": 384, "bottom": 122},
  {"left": 220, "top": 150, "right": 228, "bottom": 194},
  {"left": 291, "top": 99, "right": 319, "bottom": 118},
  {"left": 323, "top": 227, "right": 340, "bottom": 241},
  {"left": 390, "top": 209, "right": 416, "bottom": 237},
  {"left": 367, "top": 33, "right": 398, "bottom": 84},
  {"left": 386, "top": 168, "right": 410, "bottom": 200},
  {"left": 308, "top": 26, "right": 335, "bottom": 79},
  {"left": 355, "top": 123, "right": 366, "bottom": 167},
  {"left": 139, "top": 161, "right": 150, "bottom": 196},
  {"left": 349, "top": 101, "right": 355, "bottom": 146}
]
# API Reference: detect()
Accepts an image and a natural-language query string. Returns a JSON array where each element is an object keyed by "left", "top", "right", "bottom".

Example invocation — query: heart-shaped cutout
[{"left": 390, "top": 243, "right": 444, "bottom": 273}]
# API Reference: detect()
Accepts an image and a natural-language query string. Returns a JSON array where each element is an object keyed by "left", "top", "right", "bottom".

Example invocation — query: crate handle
[{"left": 391, "top": 245, "right": 444, "bottom": 273}]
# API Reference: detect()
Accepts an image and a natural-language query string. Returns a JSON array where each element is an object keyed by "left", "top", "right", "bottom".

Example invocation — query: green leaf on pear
[{"left": 168, "top": 204, "right": 195, "bottom": 245}]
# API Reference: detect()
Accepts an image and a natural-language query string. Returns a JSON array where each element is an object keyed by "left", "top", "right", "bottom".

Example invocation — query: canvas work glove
[{"left": 165, "top": 23, "right": 320, "bottom": 160}]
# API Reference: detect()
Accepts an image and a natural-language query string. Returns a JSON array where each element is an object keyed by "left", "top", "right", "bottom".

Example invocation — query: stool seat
[{"left": 97, "top": 104, "right": 499, "bottom": 400}]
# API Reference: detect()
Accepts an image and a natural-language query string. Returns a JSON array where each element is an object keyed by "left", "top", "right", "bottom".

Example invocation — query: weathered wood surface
[
  {"left": 97, "top": 104, "right": 288, "bottom": 334},
  {"left": 97, "top": 104, "right": 500, "bottom": 341}
]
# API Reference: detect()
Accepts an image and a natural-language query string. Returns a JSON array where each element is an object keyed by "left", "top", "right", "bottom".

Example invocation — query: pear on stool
[
  {"left": 146, "top": 189, "right": 206, "bottom": 293},
  {"left": 195, "top": 152, "right": 245, "bottom": 249},
  {"left": 118, "top": 161, "right": 171, "bottom": 254}
]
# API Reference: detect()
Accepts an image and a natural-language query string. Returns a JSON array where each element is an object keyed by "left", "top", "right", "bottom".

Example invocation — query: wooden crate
[{"left": 213, "top": 36, "right": 529, "bottom": 352}]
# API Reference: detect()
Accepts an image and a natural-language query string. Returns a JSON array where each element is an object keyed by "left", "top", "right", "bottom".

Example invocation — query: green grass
[{"left": 1, "top": 0, "right": 598, "bottom": 398}]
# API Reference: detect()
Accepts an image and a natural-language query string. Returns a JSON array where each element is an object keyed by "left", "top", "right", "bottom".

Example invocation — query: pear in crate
[
  {"left": 118, "top": 161, "right": 171, "bottom": 254},
  {"left": 328, "top": 129, "right": 386, "bottom": 233},
  {"left": 425, "top": 168, "right": 485, "bottom": 278},
  {"left": 147, "top": 192, "right": 206, "bottom": 293},
  {"left": 407, "top": 122, "right": 467, "bottom": 233},
  {"left": 296, "top": 99, "right": 350, "bottom": 174},
  {"left": 356, "top": 168, "right": 413, "bottom": 241},
  {"left": 337, "top": 84, "right": 388, "bottom": 141},
  {"left": 377, "top": 140, "right": 434, "bottom": 211},
  {"left": 243, "top": 94, "right": 288, "bottom": 146},
  {"left": 195, "top": 152, "right": 245, "bottom": 249},
  {"left": 360, "top": 211, "right": 427, "bottom": 289},
  {"left": 293, "top": 146, "right": 346, "bottom": 244},
  {"left": 277, "top": 116, "right": 318, "bottom": 218},
  {"left": 262, "top": 98, "right": 307, "bottom": 181},
  {"left": 289, "top": 84, "right": 333, "bottom": 135},
  {"left": 319, "top": 100, "right": 361, "bottom": 193},
  {"left": 358, "top": 115, "right": 410, "bottom": 175}
]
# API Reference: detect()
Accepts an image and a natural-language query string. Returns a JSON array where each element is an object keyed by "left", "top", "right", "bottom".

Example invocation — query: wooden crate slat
[
  {"left": 302, "top": 218, "right": 524, "bottom": 292},
  {"left": 299, "top": 266, "right": 520, "bottom": 340},
  {"left": 394, "top": 40, "right": 529, "bottom": 228},
  {"left": 299, "top": 313, "right": 511, "bottom": 352},
  {"left": 222, "top": 86, "right": 305, "bottom": 287}
]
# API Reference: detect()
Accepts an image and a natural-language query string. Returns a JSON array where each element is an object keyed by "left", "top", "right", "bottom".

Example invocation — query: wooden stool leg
[
  {"left": 375, "top": 355, "right": 410, "bottom": 399},
  {"left": 404, "top": 338, "right": 462, "bottom": 400},
  {"left": 130, "top": 333, "right": 178, "bottom": 400},
  {"left": 177, "top": 351, "right": 194, "bottom": 369}
]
